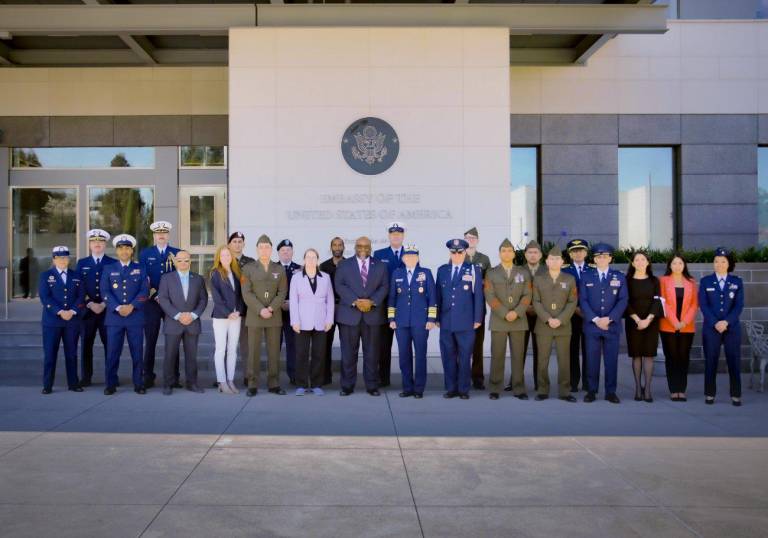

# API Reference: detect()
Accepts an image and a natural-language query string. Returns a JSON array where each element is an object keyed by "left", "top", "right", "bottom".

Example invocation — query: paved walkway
[{"left": 1, "top": 360, "right": 767, "bottom": 537}]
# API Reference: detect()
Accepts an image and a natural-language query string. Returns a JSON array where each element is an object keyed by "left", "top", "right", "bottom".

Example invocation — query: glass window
[
  {"left": 179, "top": 146, "right": 227, "bottom": 168},
  {"left": 619, "top": 147, "right": 675, "bottom": 250},
  {"left": 510, "top": 147, "right": 539, "bottom": 246},
  {"left": 11, "top": 187, "right": 78, "bottom": 298},
  {"left": 190, "top": 195, "right": 216, "bottom": 247},
  {"left": 759, "top": 147, "right": 768, "bottom": 246},
  {"left": 11, "top": 147, "right": 155, "bottom": 169},
  {"left": 88, "top": 187, "right": 154, "bottom": 255}
]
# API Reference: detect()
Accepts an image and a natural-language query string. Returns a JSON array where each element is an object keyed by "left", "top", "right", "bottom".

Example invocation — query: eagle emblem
[
  {"left": 351, "top": 125, "right": 388, "bottom": 165},
  {"left": 341, "top": 117, "right": 399, "bottom": 175}
]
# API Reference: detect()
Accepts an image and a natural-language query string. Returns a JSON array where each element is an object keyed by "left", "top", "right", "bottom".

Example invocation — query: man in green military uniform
[
  {"left": 532, "top": 246, "right": 578, "bottom": 402},
  {"left": 240, "top": 234, "right": 288, "bottom": 397},
  {"left": 484, "top": 238, "right": 531, "bottom": 400},
  {"left": 464, "top": 226, "right": 492, "bottom": 390}
]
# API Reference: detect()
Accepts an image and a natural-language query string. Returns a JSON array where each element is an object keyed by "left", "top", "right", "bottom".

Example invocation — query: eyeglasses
[{"left": 175, "top": 259, "right": 191, "bottom": 263}]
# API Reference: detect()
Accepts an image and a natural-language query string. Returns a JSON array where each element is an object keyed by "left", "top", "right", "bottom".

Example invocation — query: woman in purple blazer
[{"left": 289, "top": 248, "right": 335, "bottom": 396}]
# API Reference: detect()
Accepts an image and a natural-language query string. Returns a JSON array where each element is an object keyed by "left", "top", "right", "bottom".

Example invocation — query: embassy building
[{"left": 1, "top": 0, "right": 768, "bottom": 299}]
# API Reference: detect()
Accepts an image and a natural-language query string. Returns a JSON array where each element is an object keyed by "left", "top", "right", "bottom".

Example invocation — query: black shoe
[
  {"left": 41, "top": 387, "right": 52, "bottom": 395},
  {"left": 80, "top": 379, "right": 92, "bottom": 387},
  {"left": 104, "top": 386, "right": 116, "bottom": 395},
  {"left": 340, "top": 388, "right": 353, "bottom": 396},
  {"left": 584, "top": 392, "right": 596, "bottom": 403},
  {"left": 559, "top": 395, "right": 577, "bottom": 403},
  {"left": 489, "top": 393, "right": 500, "bottom": 400},
  {"left": 171, "top": 382, "right": 183, "bottom": 389},
  {"left": 163, "top": 387, "right": 173, "bottom": 395},
  {"left": 732, "top": 398, "right": 742, "bottom": 407},
  {"left": 705, "top": 397, "right": 715, "bottom": 405},
  {"left": 144, "top": 379, "right": 155, "bottom": 389},
  {"left": 443, "top": 391, "right": 458, "bottom": 399},
  {"left": 414, "top": 393, "right": 423, "bottom": 399},
  {"left": 535, "top": 394, "right": 548, "bottom": 401},
  {"left": 367, "top": 389, "right": 381, "bottom": 397},
  {"left": 268, "top": 387, "right": 287, "bottom": 395},
  {"left": 514, "top": 393, "right": 529, "bottom": 400},
  {"left": 644, "top": 396, "right": 654, "bottom": 403},
  {"left": 68, "top": 386, "right": 84, "bottom": 393},
  {"left": 679, "top": 396, "right": 687, "bottom": 402},
  {"left": 399, "top": 391, "right": 414, "bottom": 398},
  {"left": 246, "top": 388, "right": 258, "bottom": 397},
  {"left": 134, "top": 386, "right": 146, "bottom": 395},
  {"left": 472, "top": 380, "right": 485, "bottom": 390},
  {"left": 212, "top": 380, "right": 219, "bottom": 388},
  {"left": 459, "top": 393, "right": 469, "bottom": 400},
  {"left": 186, "top": 384, "right": 204, "bottom": 394},
  {"left": 503, "top": 384, "right": 513, "bottom": 392},
  {"left": 606, "top": 393, "right": 620, "bottom": 404}
]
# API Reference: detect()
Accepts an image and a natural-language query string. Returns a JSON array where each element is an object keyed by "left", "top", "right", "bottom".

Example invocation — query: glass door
[{"left": 178, "top": 186, "right": 227, "bottom": 276}]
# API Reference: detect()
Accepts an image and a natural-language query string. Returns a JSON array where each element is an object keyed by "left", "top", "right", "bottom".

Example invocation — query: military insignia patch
[{"left": 341, "top": 117, "right": 399, "bottom": 175}]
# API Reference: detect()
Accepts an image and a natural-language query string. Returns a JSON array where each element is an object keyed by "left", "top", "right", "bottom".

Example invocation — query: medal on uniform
[
  {"left": 729, "top": 291, "right": 735, "bottom": 299},
  {"left": 418, "top": 287, "right": 424, "bottom": 293},
  {"left": 551, "top": 303, "right": 557, "bottom": 310},
  {"left": 397, "top": 288, "right": 402, "bottom": 293},
  {"left": 113, "top": 283, "right": 118, "bottom": 289},
  {"left": 463, "top": 284, "right": 469, "bottom": 290}
]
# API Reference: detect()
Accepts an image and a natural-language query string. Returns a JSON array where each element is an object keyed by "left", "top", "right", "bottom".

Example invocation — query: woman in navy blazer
[
  {"left": 289, "top": 248, "right": 335, "bottom": 395},
  {"left": 698, "top": 247, "right": 744, "bottom": 406},
  {"left": 209, "top": 245, "right": 245, "bottom": 394}
]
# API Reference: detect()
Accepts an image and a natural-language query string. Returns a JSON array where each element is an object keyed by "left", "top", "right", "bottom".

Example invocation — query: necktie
[
  {"left": 407, "top": 270, "right": 412, "bottom": 286},
  {"left": 395, "top": 250, "right": 400, "bottom": 262},
  {"left": 361, "top": 259, "right": 368, "bottom": 287},
  {"left": 452, "top": 266, "right": 459, "bottom": 283},
  {"left": 600, "top": 272, "right": 606, "bottom": 283},
  {"left": 719, "top": 278, "right": 725, "bottom": 291},
  {"left": 60, "top": 271, "right": 67, "bottom": 284}
]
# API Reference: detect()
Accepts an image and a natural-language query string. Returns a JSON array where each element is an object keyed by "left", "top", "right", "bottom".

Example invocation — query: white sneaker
[
  {"left": 311, "top": 387, "right": 324, "bottom": 396},
  {"left": 295, "top": 387, "right": 306, "bottom": 396}
]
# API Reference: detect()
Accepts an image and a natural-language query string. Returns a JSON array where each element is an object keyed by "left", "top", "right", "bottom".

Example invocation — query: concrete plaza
[{"left": 1, "top": 358, "right": 767, "bottom": 538}]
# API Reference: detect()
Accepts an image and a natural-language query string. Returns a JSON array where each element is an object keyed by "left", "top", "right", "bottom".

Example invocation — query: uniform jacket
[
  {"left": 39, "top": 267, "right": 85, "bottom": 327},
  {"left": 289, "top": 270, "right": 335, "bottom": 331},
  {"left": 578, "top": 268, "right": 628, "bottom": 335},
  {"left": 157, "top": 271, "right": 208, "bottom": 335},
  {"left": 374, "top": 246, "right": 405, "bottom": 280},
  {"left": 281, "top": 261, "right": 302, "bottom": 300},
  {"left": 533, "top": 271, "right": 578, "bottom": 336},
  {"left": 466, "top": 251, "right": 492, "bottom": 275},
  {"left": 100, "top": 261, "right": 150, "bottom": 327},
  {"left": 334, "top": 256, "right": 389, "bottom": 326},
  {"left": 139, "top": 244, "right": 180, "bottom": 297},
  {"left": 484, "top": 264, "right": 531, "bottom": 332},
  {"left": 698, "top": 273, "right": 744, "bottom": 331},
  {"left": 658, "top": 275, "right": 698, "bottom": 334},
  {"left": 76, "top": 254, "right": 116, "bottom": 306},
  {"left": 435, "top": 262, "right": 484, "bottom": 331},
  {"left": 209, "top": 269, "right": 245, "bottom": 319},
  {"left": 240, "top": 260, "right": 288, "bottom": 328},
  {"left": 387, "top": 264, "right": 437, "bottom": 327}
]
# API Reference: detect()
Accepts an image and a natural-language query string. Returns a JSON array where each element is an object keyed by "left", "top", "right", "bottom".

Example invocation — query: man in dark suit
[
  {"left": 156, "top": 250, "right": 209, "bottom": 395},
  {"left": 277, "top": 239, "right": 302, "bottom": 385},
  {"left": 334, "top": 236, "right": 389, "bottom": 396},
  {"left": 373, "top": 222, "right": 405, "bottom": 387}
]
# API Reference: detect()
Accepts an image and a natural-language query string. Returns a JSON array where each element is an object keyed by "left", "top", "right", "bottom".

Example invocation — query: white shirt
[{"left": 92, "top": 255, "right": 102, "bottom": 264}]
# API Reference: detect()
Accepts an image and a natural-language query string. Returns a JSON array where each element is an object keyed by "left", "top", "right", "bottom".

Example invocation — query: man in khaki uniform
[
  {"left": 241, "top": 234, "right": 288, "bottom": 397},
  {"left": 532, "top": 247, "right": 578, "bottom": 402},
  {"left": 484, "top": 238, "right": 532, "bottom": 400}
]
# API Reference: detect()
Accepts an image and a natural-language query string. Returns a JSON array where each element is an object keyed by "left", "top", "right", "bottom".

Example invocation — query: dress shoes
[
  {"left": 458, "top": 393, "right": 469, "bottom": 400},
  {"left": 489, "top": 393, "right": 500, "bottom": 400},
  {"left": 339, "top": 388, "right": 354, "bottom": 396},
  {"left": 41, "top": 387, "right": 52, "bottom": 395},
  {"left": 514, "top": 393, "right": 529, "bottom": 400},
  {"left": 186, "top": 384, "right": 204, "bottom": 394},
  {"left": 732, "top": 398, "right": 742, "bottom": 407},
  {"left": 535, "top": 394, "right": 548, "bottom": 401},
  {"left": 134, "top": 386, "right": 146, "bottom": 395},
  {"left": 584, "top": 391, "right": 596, "bottom": 403},
  {"left": 559, "top": 395, "right": 577, "bottom": 403},
  {"left": 503, "top": 384, "right": 514, "bottom": 392},
  {"left": 367, "top": 389, "right": 381, "bottom": 397},
  {"left": 414, "top": 393, "right": 423, "bottom": 399},
  {"left": 268, "top": 387, "right": 287, "bottom": 395},
  {"left": 605, "top": 393, "right": 620, "bottom": 404},
  {"left": 69, "top": 386, "right": 84, "bottom": 393},
  {"left": 104, "top": 386, "right": 116, "bottom": 395},
  {"left": 443, "top": 391, "right": 458, "bottom": 399},
  {"left": 399, "top": 391, "right": 414, "bottom": 398},
  {"left": 246, "top": 388, "right": 258, "bottom": 397}
]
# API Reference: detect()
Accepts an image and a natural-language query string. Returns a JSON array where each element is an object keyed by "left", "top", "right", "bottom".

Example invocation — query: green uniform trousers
[
  {"left": 489, "top": 330, "right": 526, "bottom": 394},
  {"left": 247, "top": 326, "right": 282, "bottom": 389},
  {"left": 536, "top": 333, "right": 571, "bottom": 397}
]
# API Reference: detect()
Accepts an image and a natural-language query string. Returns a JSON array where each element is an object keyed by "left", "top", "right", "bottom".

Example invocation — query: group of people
[{"left": 38, "top": 221, "right": 745, "bottom": 406}]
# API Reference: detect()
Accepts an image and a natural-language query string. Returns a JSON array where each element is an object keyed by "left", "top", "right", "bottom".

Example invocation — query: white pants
[{"left": 213, "top": 317, "right": 241, "bottom": 383}]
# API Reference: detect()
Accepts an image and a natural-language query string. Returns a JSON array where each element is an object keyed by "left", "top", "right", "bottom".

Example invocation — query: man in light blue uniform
[
  {"left": 435, "top": 238, "right": 484, "bottom": 399},
  {"left": 139, "top": 220, "right": 180, "bottom": 388},
  {"left": 76, "top": 229, "right": 115, "bottom": 386},
  {"left": 101, "top": 234, "right": 149, "bottom": 395},
  {"left": 579, "top": 242, "right": 628, "bottom": 404},
  {"left": 39, "top": 246, "right": 85, "bottom": 394},
  {"left": 374, "top": 221, "right": 406, "bottom": 387},
  {"left": 387, "top": 244, "right": 436, "bottom": 399}
]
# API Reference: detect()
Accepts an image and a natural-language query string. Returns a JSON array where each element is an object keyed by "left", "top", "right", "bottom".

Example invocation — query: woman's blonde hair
[{"left": 210, "top": 245, "right": 241, "bottom": 281}]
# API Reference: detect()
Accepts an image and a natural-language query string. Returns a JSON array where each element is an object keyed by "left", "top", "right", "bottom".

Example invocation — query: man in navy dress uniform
[
  {"left": 387, "top": 244, "right": 437, "bottom": 399},
  {"left": 139, "top": 220, "right": 180, "bottom": 388},
  {"left": 101, "top": 234, "right": 149, "bottom": 395},
  {"left": 562, "top": 238, "right": 592, "bottom": 392},
  {"left": 374, "top": 221, "right": 406, "bottom": 387},
  {"left": 39, "top": 246, "right": 85, "bottom": 394},
  {"left": 435, "top": 239, "right": 484, "bottom": 399},
  {"left": 76, "top": 229, "right": 115, "bottom": 386},
  {"left": 277, "top": 239, "right": 302, "bottom": 385},
  {"left": 578, "top": 242, "right": 628, "bottom": 404}
]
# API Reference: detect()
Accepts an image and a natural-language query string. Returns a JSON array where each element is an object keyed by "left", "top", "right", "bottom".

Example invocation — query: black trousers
[
  {"left": 163, "top": 332, "right": 199, "bottom": 388},
  {"left": 569, "top": 314, "right": 587, "bottom": 391},
  {"left": 296, "top": 329, "right": 327, "bottom": 388},
  {"left": 144, "top": 299, "right": 179, "bottom": 384},
  {"left": 472, "top": 319, "right": 485, "bottom": 383},
  {"left": 323, "top": 323, "right": 336, "bottom": 385},
  {"left": 511, "top": 312, "right": 539, "bottom": 390},
  {"left": 661, "top": 331, "right": 693, "bottom": 394},
  {"left": 340, "top": 322, "right": 381, "bottom": 391},
  {"left": 379, "top": 323, "right": 395, "bottom": 386},
  {"left": 80, "top": 309, "right": 107, "bottom": 382},
  {"left": 281, "top": 310, "right": 297, "bottom": 381}
]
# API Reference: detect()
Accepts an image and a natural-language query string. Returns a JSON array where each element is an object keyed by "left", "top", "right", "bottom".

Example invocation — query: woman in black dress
[{"left": 625, "top": 251, "right": 663, "bottom": 402}]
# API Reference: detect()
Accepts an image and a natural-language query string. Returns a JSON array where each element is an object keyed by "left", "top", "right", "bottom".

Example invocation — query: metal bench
[{"left": 745, "top": 321, "right": 768, "bottom": 392}]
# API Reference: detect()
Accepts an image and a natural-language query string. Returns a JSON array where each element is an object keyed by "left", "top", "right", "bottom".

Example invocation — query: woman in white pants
[{"left": 209, "top": 245, "right": 244, "bottom": 394}]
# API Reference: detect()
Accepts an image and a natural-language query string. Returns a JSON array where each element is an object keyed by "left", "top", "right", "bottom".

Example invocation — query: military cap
[
  {"left": 547, "top": 246, "right": 563, "bottom": 258},
  {"left": 714, "top": 246, "right": 731, "bottom": 258},
  {"left": 113, "top": 234, "right": 137, "bottom": 248},
  {"left": 87, "top": 229, "right": 110, "bottom": 242},
  {"left": 256, "top": 234, "right": 272, "bottom": 246},
  {"left": 228, "top": 231, "right": 245, "bottom": 243},
  {"left": 387, "top": 221, "right": 406, "bottom": 233},
  {"left": 403, "top": 243, "right": 419, "bottom": 256},
  {"left": 149, "top": 221, "right": 172, "bottom": 233},
  {"left": 464, "top": 227, "right": 479, "bottom": 238},
  {"left": 276, "top": 239, "right": 293, "bottom": 251},
  {"left": 52, "top": 246, "right": 70, "bottom": 258},
  {"left": 446, "top": 238, "right": 469, "bottom": 252},
  {"left": 566, "top": 238, "right": 589, "bottom": 252},
  {"left": 591, "top": 242, "right": 615, "bottom": 256},
  {"left": 498, "top": 238, "right": 514, "bottom": 250},
  {"left": 524, "top": 240, "right": 542, "bottom": 252}
]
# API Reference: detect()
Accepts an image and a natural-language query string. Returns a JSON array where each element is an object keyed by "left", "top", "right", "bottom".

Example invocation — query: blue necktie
[{"left": 452, "top": 266, "right": 459, "bottom": 283}]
